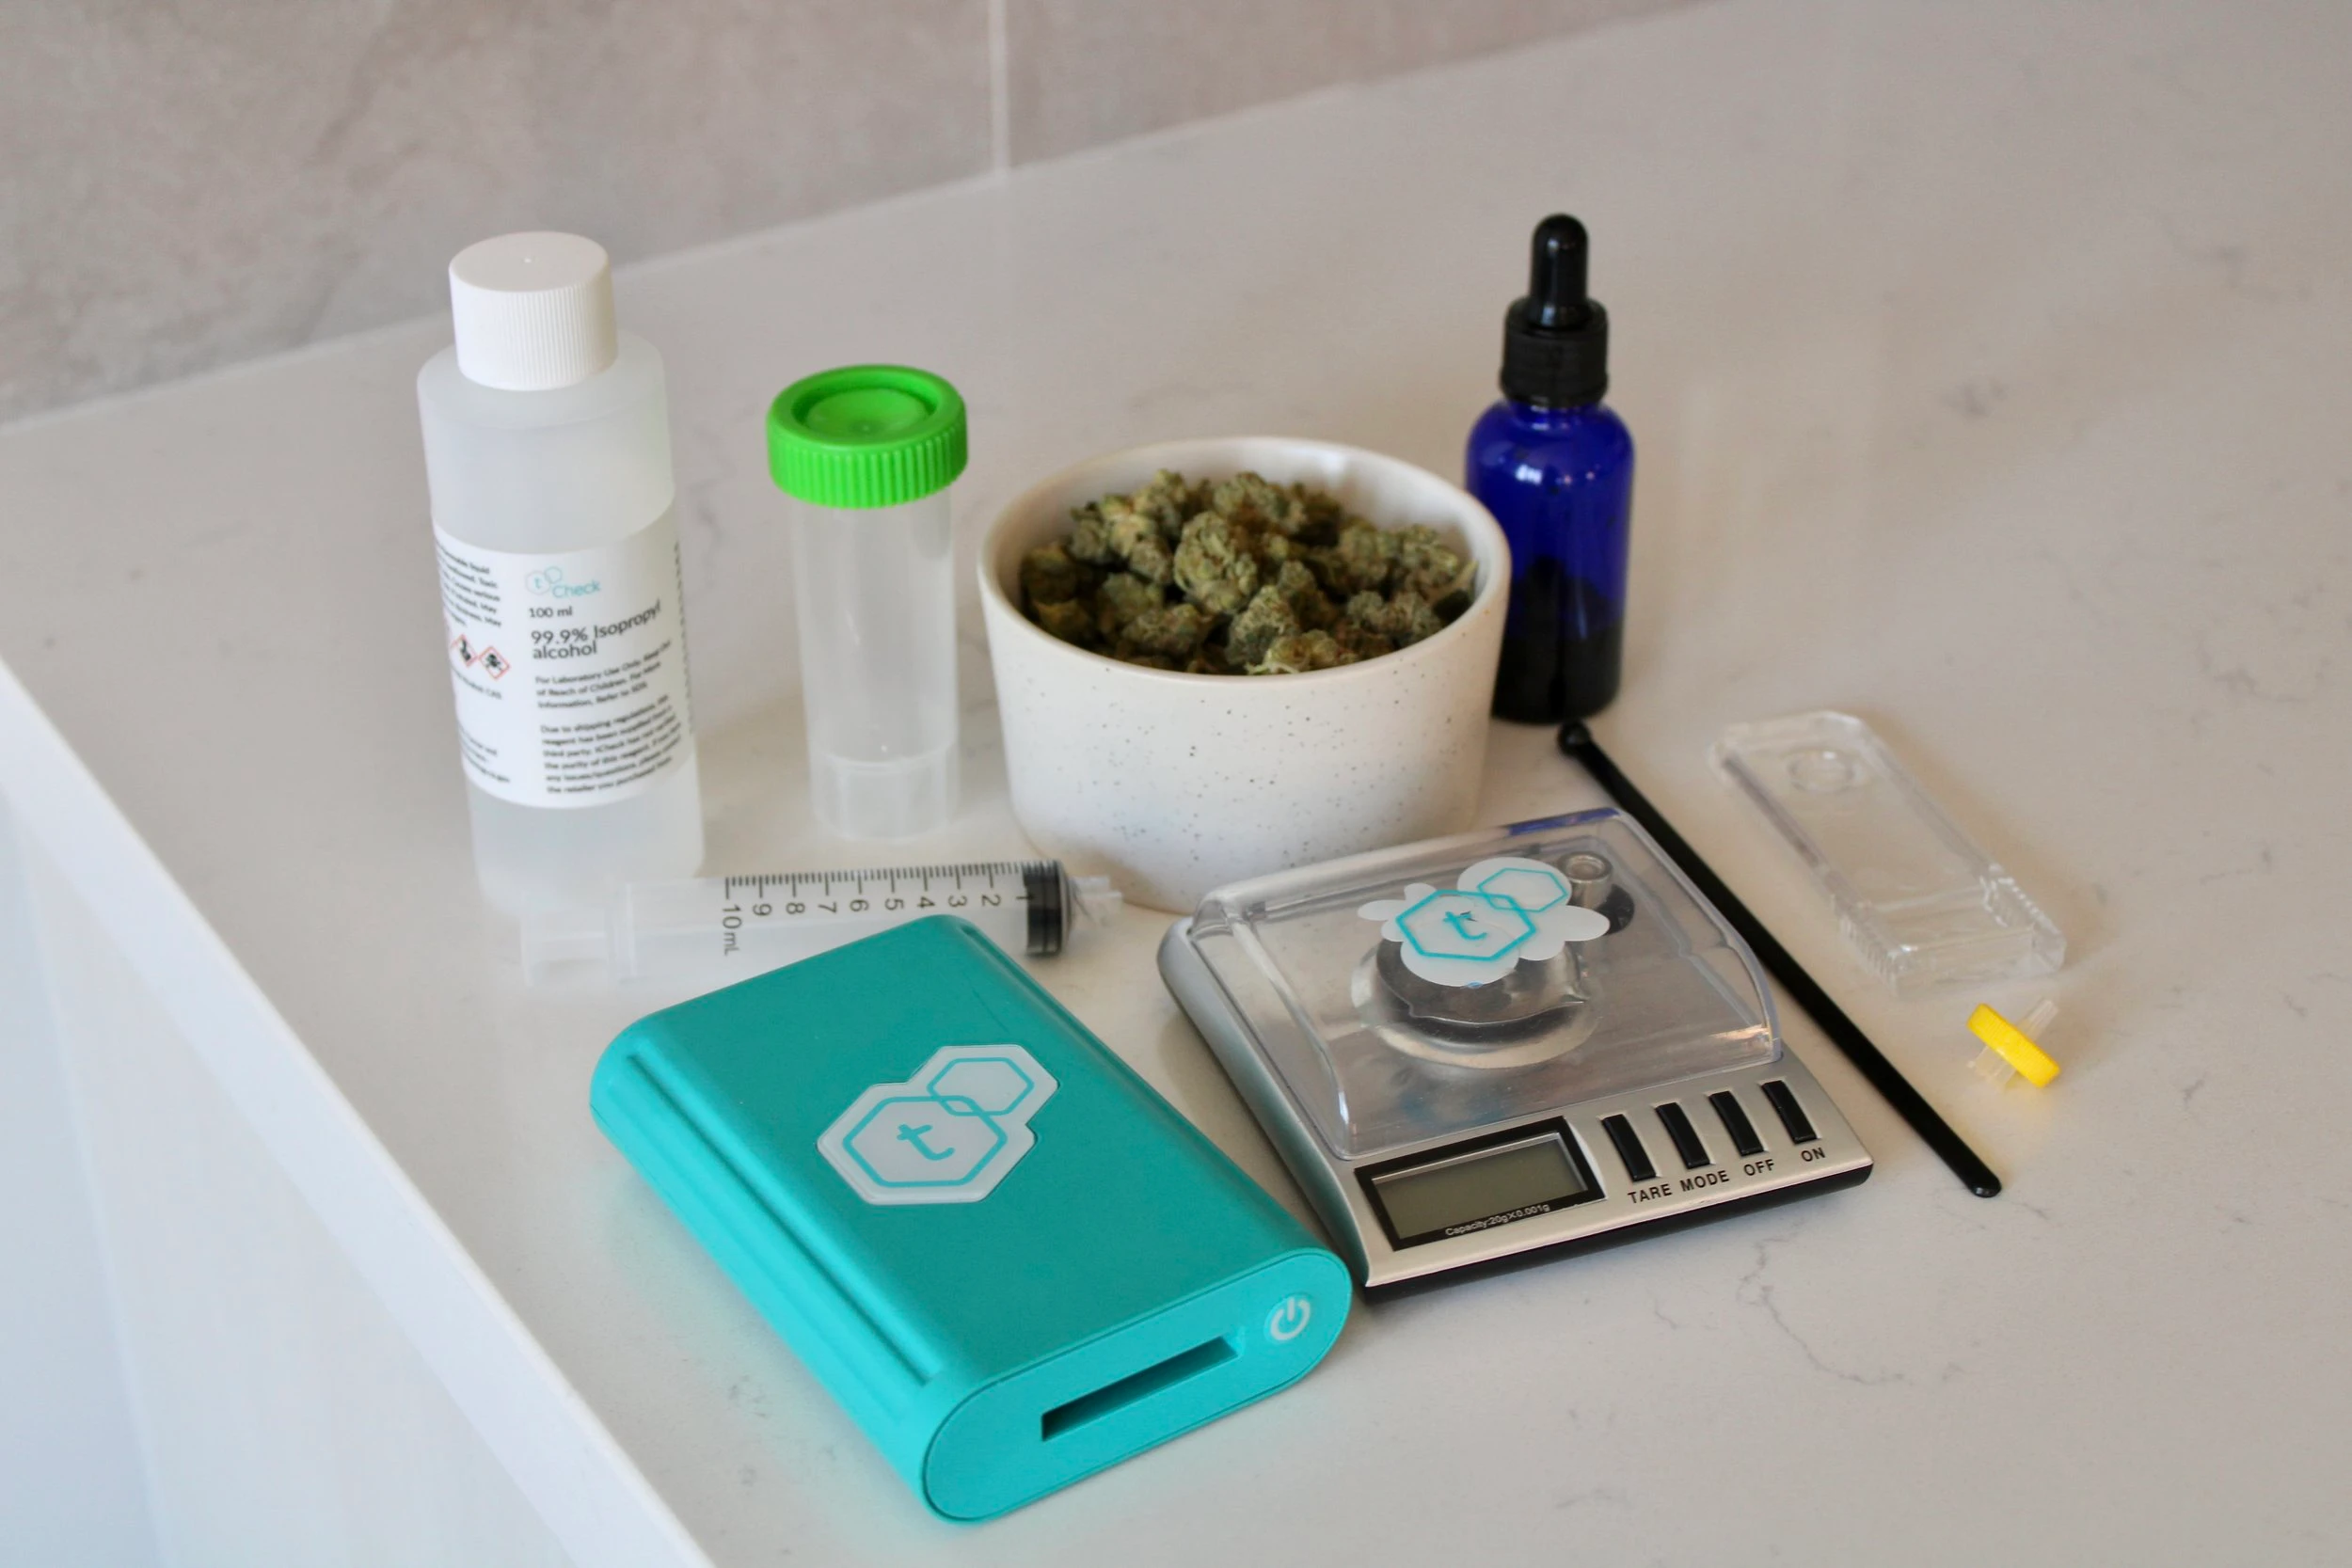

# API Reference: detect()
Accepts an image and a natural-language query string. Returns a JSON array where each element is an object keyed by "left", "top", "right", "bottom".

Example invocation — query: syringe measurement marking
[{"left": 715, "top": 862, "right": 1040, "bottom": 955}]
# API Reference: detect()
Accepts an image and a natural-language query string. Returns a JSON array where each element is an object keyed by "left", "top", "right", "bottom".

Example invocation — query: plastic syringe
[{"left": 521, "top": 859, "right": 1120, "bottom": 983}]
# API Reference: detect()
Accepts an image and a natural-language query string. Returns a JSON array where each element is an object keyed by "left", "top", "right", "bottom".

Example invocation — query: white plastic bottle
[{"left": 418, "top": 232, "right": 705, "bottom": 911}]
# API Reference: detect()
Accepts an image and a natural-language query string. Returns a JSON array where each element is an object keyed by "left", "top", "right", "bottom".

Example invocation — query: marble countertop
[{"left": 4, "top": 0, "right": 2348, "bottom": 1561}]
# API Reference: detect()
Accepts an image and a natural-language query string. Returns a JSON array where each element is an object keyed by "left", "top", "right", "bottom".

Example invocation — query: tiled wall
[
  {"left": 0, "top": 0, "right": 1683, "bottom": 424},
  {"left": 1002, "top": 0, "right": 1673, "bottom": 162}
]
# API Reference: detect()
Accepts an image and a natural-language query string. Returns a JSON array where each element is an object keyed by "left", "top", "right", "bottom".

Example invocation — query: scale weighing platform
[{"left": 1159, "top": 810, "right": 1872, "bottom": 1291}]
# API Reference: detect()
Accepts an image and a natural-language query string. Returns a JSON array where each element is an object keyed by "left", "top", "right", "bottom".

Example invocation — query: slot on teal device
[{"left": 591, "top": 916, "right": 1350, "bottom": 1520}]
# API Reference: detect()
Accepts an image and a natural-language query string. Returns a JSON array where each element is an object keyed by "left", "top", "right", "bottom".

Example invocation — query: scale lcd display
[{"left": 1365, "top": 1127, "right": 1597, "bottom": 1245}]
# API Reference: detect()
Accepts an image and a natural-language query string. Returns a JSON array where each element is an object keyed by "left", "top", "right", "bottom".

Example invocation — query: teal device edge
[{"left": 590, "top": 916, "right": 1351, "bottom": 1520}]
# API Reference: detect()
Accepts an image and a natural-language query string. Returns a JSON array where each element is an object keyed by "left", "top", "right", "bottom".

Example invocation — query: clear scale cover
[
  {"left": 1179, "top": 811, "right": 1780, "bottom": 1161},
  {"left": 1711, "top": 712, "right": 2064, "bottom": 995}
]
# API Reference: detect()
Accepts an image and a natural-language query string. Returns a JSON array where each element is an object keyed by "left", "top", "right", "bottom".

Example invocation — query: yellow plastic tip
[{"left": 1968, "top": 1004, "right": 2060, "bottom": 1087}]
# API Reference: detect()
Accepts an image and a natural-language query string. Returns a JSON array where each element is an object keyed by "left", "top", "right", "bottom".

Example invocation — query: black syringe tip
[{"left": 1527, "top": 214, "right": 1590, "bottom": 331}]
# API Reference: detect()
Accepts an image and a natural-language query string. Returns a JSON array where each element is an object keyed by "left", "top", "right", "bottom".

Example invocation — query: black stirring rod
[{"left": 1559, "top": 722, "right": 2002, "bottom": 1198}]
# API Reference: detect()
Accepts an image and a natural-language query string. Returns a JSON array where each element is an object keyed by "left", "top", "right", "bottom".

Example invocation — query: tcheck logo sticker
[
  {"left": 1358, "top": 855, "right": 1611, "bottom": 990},
  {"left": 525, "top": 565, "right": 601, "bottom": 597},
  {"left": 818, "top": 1046, "right": 1057, "bottom": 1206}
]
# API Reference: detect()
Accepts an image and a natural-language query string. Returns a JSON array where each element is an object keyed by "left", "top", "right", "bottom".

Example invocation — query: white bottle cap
[{"left": 448, "top": 231, "right": 619, "bottom": 391}]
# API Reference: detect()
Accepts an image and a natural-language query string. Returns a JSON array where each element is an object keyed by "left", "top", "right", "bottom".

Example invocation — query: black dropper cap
[{"left": 1500, "top": 214, "right": 1609, "bottom": 408}]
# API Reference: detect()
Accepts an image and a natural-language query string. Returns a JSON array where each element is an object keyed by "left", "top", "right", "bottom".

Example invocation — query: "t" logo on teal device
[{"left": 818, "top": 1045, "right": 1058, "bottom": 1205}]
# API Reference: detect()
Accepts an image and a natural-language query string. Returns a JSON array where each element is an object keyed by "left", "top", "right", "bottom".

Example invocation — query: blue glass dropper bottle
[{"left": 1469, "top": 214, "right": 1634, "bottom": 722}]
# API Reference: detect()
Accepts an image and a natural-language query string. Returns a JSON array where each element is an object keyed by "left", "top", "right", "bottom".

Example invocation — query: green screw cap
[{"left": 767, "top": 365, "right": 968, "bottom": 509}]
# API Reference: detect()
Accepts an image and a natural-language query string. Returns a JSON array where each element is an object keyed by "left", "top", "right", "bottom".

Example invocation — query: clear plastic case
[
  {"left": 1710, "top": 712, "right": 2063, "bottom": 995},
  {"left": 1177, "top": 810, "right": 1780, "bottom": 1162}
]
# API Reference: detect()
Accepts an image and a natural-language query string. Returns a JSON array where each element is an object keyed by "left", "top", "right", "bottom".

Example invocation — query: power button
[{"left": 1265, "top": 1294, "right": 1313, "bottom": 1343}]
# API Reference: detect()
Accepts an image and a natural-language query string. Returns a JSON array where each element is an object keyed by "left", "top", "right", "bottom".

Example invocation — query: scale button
[
  {"left": 1708, "top": 1091, "right": 1765, "bottom": 1158},
  {"left": 1759, "top": 1080, "right": 1820, "bottom": 1145},
  {"left": 1653, "top": 1102, "right": 1711, "bottom": 1170},
  {"left": 1600, "top": 1115, "right": 1656, "bottom": 1182}
]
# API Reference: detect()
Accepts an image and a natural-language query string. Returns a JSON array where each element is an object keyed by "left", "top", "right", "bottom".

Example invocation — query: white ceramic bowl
[{"left": 978, "top": 437, "right": 1509, "bottom": 912}]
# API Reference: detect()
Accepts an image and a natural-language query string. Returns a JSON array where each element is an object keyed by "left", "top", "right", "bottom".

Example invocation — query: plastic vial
[
  {"left": 766, "top": 366, "right": 968, "bottom": 838},
  {"left": 418, "top": 232, "right": 706, "bottom": 911},
  {"left": 1469, "top": 214, "right": 1637, "bottom": 723}
]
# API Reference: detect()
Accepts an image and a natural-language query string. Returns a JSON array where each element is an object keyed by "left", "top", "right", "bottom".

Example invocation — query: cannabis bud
[{"left": 1019, "top": 469, "right": 1469, "bottom": 675}]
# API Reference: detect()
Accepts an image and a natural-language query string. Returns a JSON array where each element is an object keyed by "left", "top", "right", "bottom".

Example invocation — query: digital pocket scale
[{"left": 1159, "top": 810, "right": 1872, "bottom": 1292}]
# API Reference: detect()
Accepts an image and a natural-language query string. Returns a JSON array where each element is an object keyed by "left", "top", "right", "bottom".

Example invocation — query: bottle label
[{"left": 434, "top": 513, "right": 695, "bottom": 808}]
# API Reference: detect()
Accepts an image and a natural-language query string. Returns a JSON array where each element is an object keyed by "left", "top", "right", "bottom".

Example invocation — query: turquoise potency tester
[{"left": 591, "top": 916, "right": 1348, "bottom": 1520}]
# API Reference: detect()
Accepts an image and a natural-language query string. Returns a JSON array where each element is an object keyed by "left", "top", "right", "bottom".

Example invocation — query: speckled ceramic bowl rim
[{"left": 977, "top": 436, "right": 1510, "bottom": 689}]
